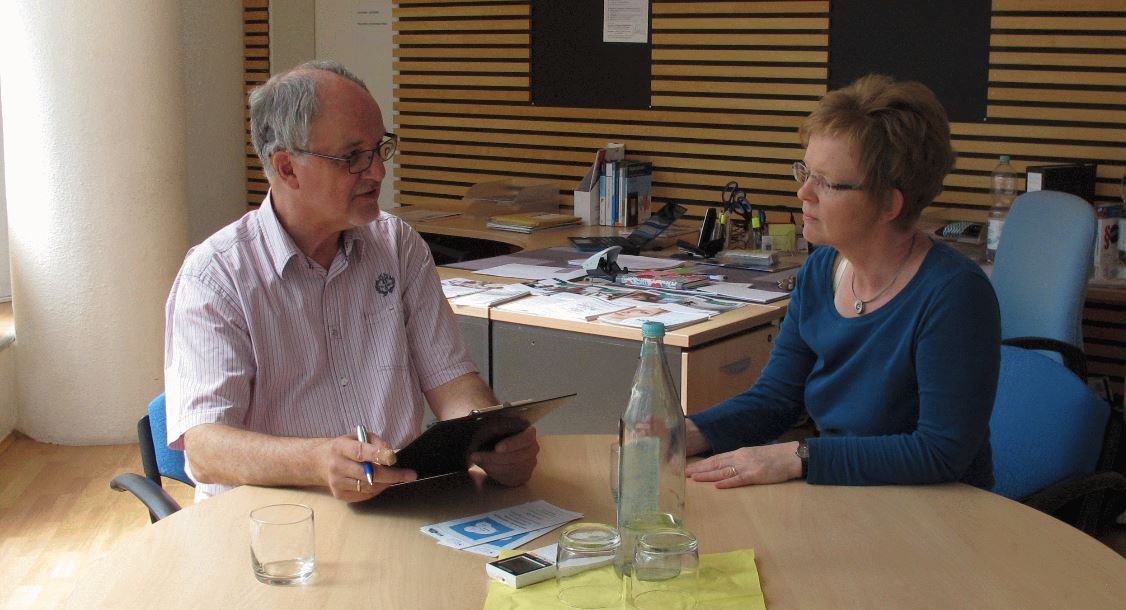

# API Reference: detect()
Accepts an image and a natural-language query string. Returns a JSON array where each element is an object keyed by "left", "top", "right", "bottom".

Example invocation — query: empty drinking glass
[
  {"left": 249, "top": 503, "right": 315, "bottom": 585},
  {"left": 556, "top": 522, "right": 622, "bottom": 609},
  {"left": 630, "top": 528, "right": 699, "bottom": 610}
]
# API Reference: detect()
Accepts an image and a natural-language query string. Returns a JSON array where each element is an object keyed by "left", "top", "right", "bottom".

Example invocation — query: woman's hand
[{"left": 685, "top": 441, "right": 802, "bottom": 488}]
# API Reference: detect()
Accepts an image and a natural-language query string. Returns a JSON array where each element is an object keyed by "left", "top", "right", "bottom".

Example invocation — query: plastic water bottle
[
  {"left": 986, "top": 155, "right": 1018, "bottom": 262},
  {"left": 616, "top": 321, "right": 686, "bottom": 576}
]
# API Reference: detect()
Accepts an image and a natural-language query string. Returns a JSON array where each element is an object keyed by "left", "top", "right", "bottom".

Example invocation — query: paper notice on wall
[{"left": 604, "top": 0, "right": 649, "bottom": 43}]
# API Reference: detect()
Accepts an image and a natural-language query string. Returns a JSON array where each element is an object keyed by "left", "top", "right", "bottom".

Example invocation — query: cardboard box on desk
[{"left": 463, "top": 179, "right": 560, "bottom": 219}]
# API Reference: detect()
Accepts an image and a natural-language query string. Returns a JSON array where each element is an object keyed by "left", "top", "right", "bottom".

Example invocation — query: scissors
[{"left": 722, "top": 181, "right": 749, "bottom": 214}]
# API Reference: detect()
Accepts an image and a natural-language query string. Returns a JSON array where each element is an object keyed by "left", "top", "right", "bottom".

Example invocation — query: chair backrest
[
  {"left": 141, "top": 394, "right": 193, "bottom": 487},
  {"left": 990, "top": 345, "right": 1109, "bottom": 500},
  {"left": 991, "top": 190, "right": 1096, "bottom": 349}
]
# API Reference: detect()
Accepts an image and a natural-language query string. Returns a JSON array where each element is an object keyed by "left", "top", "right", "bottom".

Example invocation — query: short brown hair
[{"left": 799, "top": 74, "right": 956, "bottom": 230}]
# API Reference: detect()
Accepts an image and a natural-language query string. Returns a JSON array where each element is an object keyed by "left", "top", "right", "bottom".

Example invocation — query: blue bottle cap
[{"left": 641, "top": 321, "right": 666, "bottom": 337}]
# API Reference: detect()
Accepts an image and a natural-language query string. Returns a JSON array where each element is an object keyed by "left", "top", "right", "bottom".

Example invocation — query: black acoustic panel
[
  {"left": 829, "top": 0, "right": 990, "bottom": 123},
  {"left": 531, "top": 0, "right": 651, "bottom": 110}
]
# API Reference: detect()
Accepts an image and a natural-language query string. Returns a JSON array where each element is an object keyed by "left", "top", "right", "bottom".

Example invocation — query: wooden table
[{"left": 69, "top": 435, "right": 1126, "bottom": 608}]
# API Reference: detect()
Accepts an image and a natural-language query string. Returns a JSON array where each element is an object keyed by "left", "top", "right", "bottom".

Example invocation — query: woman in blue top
[{"left": 685, "top": 75, "right": 1001, "bottom": 489}]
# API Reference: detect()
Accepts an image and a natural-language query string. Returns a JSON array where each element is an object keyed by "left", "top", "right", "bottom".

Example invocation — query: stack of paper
[
  {"left": 486, "top": 212, "right": 582, "bottom": 233},
  {"left": 420, "top": 500, "right": 582, "bottom": 558}
]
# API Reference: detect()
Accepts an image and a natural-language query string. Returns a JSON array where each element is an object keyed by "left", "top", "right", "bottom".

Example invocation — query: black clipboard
[{"left": 394, "top": 393, "right": 575, "bottom": 481}]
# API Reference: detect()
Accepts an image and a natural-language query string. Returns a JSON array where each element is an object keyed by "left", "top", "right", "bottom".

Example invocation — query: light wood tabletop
[{"left": 68, "top": 435, "right": 1126, "bottom": 609}]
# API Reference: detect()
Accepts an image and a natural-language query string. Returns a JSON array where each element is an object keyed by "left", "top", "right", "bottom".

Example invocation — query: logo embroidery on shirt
[{"left": 375, "top": 272, "right": 396, "bottom": 296}]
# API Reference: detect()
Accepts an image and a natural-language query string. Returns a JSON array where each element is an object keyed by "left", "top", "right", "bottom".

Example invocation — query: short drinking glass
[
  {"left": 249, "top": 503, "right": 315, "bottom": 585},
  {"left": 556, "top": 522, "right": 622, "bottom": 609},
  {"left": 630, "top": 529, "right": 699, "bottom": 610}
]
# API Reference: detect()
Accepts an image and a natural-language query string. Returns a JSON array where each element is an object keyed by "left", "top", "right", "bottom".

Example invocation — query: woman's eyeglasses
[{"left": 792, "top": 161, "right": 863, "bottom": 197}]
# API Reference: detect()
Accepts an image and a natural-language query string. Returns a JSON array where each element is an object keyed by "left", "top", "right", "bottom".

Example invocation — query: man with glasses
[{"left": 164, "top": 61, "right": 538, "bottom": 503}]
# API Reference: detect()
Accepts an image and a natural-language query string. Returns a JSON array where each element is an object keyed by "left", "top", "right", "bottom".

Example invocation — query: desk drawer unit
[
  {"left": 488, "top": 320, "right": 776, "bottom": 434},
  {"left": 680, "top": 323, "right": 775, "bottom": 413},
  {"left": 490, "top": 321, "right": 680, "bottom": 435}
]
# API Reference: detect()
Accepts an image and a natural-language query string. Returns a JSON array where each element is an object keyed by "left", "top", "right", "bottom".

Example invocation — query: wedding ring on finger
[
  {"left": 355, "top": 478, "right": 361, "bottom": 493},
  {"left": 728, "top": 466, "right": 737, "bottom": 478}
]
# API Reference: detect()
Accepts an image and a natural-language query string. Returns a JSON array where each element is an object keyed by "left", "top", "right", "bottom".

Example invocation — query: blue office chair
[
  {"left": 110, "top": 393, "right": 194, "bottom": 522},
  {"left": 990, "top": 190, "right": 1096, "bottom": 371},
  {"left": 990, "top": 344, "right": 1126, "bottom": 534}
]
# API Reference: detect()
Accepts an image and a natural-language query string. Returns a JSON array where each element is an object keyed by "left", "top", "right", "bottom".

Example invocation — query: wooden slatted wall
[
  {"left": 244, "top": 0, "right": 270, "bottom": 206},
  {"left": 391, "top": 0, "right": 1125, "bottom": 223}
]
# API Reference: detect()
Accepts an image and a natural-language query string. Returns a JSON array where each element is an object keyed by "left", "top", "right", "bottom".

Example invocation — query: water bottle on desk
[
  {"left": 616, "top": 321, "right": 686, "bottom": 576},
  {"left": 986, "top": 155, "right": 1018, "bottom": 263}
]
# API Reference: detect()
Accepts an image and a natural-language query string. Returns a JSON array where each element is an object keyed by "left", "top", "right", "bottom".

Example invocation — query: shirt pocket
[{"left": 363, "top": 304, "right": 410, "bottom": 370}]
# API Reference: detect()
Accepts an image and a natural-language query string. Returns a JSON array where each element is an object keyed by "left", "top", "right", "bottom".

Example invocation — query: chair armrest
[
  {"left": 1002, "top": 337, "right": 1087, "bottom": 379},
  {"left": 1022, "top": 471, "right": 1126, "bottom": 533},
  {"left": 110, "top": 473, "right": 183, "bottom": 522}
]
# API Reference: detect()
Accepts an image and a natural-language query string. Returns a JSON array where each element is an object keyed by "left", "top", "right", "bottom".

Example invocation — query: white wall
[
  {"left": 0, "top": 79, "right": 10, "bottom": 301},
  {"left": 0, "top": 2, "right": 246, "bottom": 444},
  {"left": 271, "top": 0, "right": 316, "bottom": 74},
  {"left": 182, "top": 0, "right": 247, "bottom": 245},
  {"left": 0, "top": 66, "right": 16, "bottom": 442}
]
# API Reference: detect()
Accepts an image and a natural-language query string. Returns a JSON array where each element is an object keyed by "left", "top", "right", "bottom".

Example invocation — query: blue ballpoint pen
[{"left": 355, "top": 424, "right": 374, "bottom": 485}]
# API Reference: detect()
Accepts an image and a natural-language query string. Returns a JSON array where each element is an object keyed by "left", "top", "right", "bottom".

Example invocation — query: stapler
[{"left": 582, "top": 246, "right": 627, "bottom": 281}]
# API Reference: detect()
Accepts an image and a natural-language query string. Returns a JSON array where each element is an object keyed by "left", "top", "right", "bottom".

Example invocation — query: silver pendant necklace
[{"left": 850, "top": 232, "right": 917, "bottom": 315}]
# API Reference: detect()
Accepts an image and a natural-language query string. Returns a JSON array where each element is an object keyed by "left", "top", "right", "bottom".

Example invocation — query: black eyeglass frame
[
  {"left": 293, "top": 132, "right": 399, "bottom": 174},
  {"left": 792, "top": 161, "right": 863, "bottom": 195}
]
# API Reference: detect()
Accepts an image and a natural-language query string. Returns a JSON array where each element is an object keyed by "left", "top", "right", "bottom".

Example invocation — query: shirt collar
[{"left": 259, "top": 192, "right": 368, "bottom": 276}]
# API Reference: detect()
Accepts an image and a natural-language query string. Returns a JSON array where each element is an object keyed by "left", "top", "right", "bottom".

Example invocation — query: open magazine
[{"left": 597, "top": 304, "right": 711, "bottom": 330}]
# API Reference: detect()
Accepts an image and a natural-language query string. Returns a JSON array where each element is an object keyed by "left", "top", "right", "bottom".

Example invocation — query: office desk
[
  {"left": 401, "top": 212, "right": 787, "bottom": 430},
  {"left": 68, "top": 435, "right": 1126, "bottom": 608}
]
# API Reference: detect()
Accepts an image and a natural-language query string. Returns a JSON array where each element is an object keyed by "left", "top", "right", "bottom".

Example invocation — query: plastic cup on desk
[
  {"left": 630, "top": 528, "right": 699, "bottom": 610},
  {"left": 556, "top": 522, "right": 623, "bottom": 609},
  {"left": 249, "top": 504, "right": 315, "bottom": 585}
]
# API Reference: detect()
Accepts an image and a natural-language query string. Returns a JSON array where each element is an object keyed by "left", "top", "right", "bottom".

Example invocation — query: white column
[{"left": 1, "top": 1, "right": 189, "bottom": 443}]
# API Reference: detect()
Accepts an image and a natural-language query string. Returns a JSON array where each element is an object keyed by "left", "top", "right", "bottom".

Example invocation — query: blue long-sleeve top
[{"left": 689, "top": 240, "right": 1000, "bottom": 488}]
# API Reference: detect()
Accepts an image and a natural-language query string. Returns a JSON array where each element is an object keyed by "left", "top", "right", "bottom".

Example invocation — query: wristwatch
[{"left": 796, "top": 440, "right": 810, "bottom": 479}]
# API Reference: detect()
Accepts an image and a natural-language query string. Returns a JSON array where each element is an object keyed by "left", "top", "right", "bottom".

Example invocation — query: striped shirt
[{"left": 164, "top": 194, "right": 477, "bottom": 500}]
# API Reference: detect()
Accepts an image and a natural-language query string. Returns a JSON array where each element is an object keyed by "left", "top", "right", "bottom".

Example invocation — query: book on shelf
[
  {"left": 486, "top": 212, "right": 582, "bottom": 233},
  {"left": 616, "top": 269, "right": 711, "bottom": 290},
  {"left": 597, "top": 305, "right": 711, "bottom": 330},
  {"left": 617, "top": 160, "right": 653, "bottom": 227}
]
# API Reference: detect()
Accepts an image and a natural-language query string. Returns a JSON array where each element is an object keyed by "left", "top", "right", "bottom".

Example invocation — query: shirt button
[{"left": 340, "top": 377, "right": 348, "bottom": 386}]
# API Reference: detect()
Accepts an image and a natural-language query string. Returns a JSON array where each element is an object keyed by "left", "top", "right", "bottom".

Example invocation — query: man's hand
[
  {"left": 469, "top": 426, "right": 539, "bottom": 487},
  {"left": 319, "top": 433, "right": 417, "bottom": 502},
  {"left": 685, "top": 441, "right": 802, "bottom": 488}
]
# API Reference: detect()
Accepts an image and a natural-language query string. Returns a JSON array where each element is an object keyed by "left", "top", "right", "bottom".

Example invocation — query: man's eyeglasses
[
  {"left": 294, "top": 132, "right": 399, "bottom": 174},
  {"left": 792, "top": 161, "right": 862, "bottom": 197}
]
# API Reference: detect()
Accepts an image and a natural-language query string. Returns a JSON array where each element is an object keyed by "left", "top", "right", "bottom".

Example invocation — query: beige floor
[
  {"left": 0, "top": 433, "right": 1123, "bottom": 608},
  {"left": 0, "top": 433, "right": 194, "bottom": 608}
]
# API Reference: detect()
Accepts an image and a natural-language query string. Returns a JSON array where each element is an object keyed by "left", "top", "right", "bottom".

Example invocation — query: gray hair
[{"left": 249, "top": 60, "right": 370, "bottom": 180}]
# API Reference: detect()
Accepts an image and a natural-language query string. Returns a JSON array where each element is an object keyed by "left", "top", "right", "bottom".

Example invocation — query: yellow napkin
[{"left": 483, "top": 548, "right": 765, "bottom": 609}]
